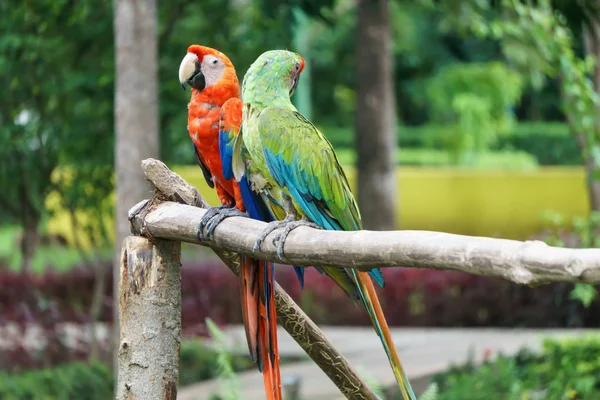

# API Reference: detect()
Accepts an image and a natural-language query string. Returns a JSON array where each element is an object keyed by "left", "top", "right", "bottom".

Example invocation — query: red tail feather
[
  {"left": 240, "top": 255, "right": 282, "bottom": 399},
  {"left": 240, "top": 255, "right": 259, "bottom": 363},
  {"left": 265, "top": 262, "right": 281, "bottom": 396}
]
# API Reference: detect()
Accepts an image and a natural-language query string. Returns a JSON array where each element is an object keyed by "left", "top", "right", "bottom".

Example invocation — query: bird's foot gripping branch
[
  {"left": 197, "top": 204, "right": 249, "bottom": 240},
  {"left": 253, "top": 214, "right": 322, "bottom": 261}
]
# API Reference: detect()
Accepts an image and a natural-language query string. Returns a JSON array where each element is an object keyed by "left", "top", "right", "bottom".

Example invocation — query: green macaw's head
[{"left": 242, "top": 50, "right": 305, "bottom": 104}]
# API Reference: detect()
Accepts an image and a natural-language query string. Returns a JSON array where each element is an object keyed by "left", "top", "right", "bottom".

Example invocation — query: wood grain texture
[{"left": 117, "top": 236, "right": 181, "bottom": 400}]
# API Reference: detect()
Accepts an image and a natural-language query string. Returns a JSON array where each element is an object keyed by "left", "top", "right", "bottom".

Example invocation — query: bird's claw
[
  {"left": 197, "top": 205, "right": 248, "bottom": 240},
  {"left": 197, "top": 205, "right": 227, "bottom": 240},
  {"left": 252, "top": 216, "right": 295, "bottom": 253},
  {"left": 271, "top": 219, "right": 321, "bottom": 261},
  {"left": 205, "top": 207, "right": 248, "bottom": 239}
]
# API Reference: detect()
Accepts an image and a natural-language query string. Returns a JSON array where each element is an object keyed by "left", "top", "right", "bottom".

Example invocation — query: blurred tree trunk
[
  {"left": 581, "top": 15, "right": 600, "bottom": 211},
  {"left": 355, "top": 0, "right": 398, "bottom": 230},
  {"left": 13, "top": 151, "right": 48, "bottom": 273},
  {"left": 113, "top": 0, "right": 159, "bottom": 379},
  {"left": 20, "top": 205, "right": 39, "bottom": 273}
]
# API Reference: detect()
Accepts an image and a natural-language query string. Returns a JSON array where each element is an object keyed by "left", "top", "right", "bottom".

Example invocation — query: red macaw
[{"left": 178, "top": 45, "right": 282, "bottom": 400}]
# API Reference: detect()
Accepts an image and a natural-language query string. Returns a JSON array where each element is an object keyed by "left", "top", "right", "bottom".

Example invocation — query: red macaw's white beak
[{"left": 178, "top": 52, "right": 200, "bottom": 90}]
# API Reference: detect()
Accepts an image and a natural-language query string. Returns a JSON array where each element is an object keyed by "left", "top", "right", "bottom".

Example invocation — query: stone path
[{"left": 178, "top": 326, "right": 600, "bottom": 400}]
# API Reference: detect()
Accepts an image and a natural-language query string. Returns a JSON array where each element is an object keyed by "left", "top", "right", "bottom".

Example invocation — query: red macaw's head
[{"left": 178, "top": 45, "right": 239, "bottom": 92}]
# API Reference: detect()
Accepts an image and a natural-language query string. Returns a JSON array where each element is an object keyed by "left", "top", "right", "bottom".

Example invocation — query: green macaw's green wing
[{"left": 257, "top": 107, "right": 362, "bottom": 232}]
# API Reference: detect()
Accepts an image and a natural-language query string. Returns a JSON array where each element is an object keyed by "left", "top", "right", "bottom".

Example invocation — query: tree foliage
[
  {"left": 424, "top": 61, "right": 523, "bottom": 163},
  {"left": 429, "top": 0, "right": 600, "bottom": 207},
  {"left": 0, "top": 0, "right": 114, "bottom": 266}
]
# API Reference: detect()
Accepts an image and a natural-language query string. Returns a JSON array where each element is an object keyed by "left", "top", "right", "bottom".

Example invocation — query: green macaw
[{"left": 224, "top": 49, "right": 417, "bottom": 400}]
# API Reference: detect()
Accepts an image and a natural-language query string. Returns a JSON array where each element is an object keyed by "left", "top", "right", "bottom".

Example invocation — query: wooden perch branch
[
  {"left": 117, "top": 236, "right": 181, "bottom": 400},
  {"left": 130, "top": 159, "right": 600, "bottom": 286},
  {"left": 130, "top": 158, "right": 379, "bottom": 400}
]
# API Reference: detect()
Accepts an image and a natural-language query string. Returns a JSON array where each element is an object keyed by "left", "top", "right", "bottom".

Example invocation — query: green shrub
[
  {"left": 180, "top": 339, "right": 252, "bottom": 387},
  {"left": 181, "top": 338, "right": 303, "bottom": 387},
  {"left": 433, "top": 336, "right": 600, "bottom": 400},
  {"left": 334, "top": 148, "right": 538, "bottom": 169},
  {"left": 424, "top": 62, "right": 524, "bottom": 163},
  {"left": 0, "top": 340, "right": 264, "bottom": 399},
  {"left": 496, "top": 122, "right": 582, "bottom": 166},
  {"left": 319, "top": 124, "right": 449, "bottom": 150},
  {"left": 320, "top": 122, "right": 582, "bottom": 166},
  {"left": 0, "top": 361, "right": 113, "bottom": 400},
  {"left": 204, "top": 318, "right": 241, "bottom": 400},
  {"left": 539, "top": 211, "right": 600, "bottom": 308}
]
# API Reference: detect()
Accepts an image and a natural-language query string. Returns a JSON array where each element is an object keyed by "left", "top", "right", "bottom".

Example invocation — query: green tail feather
[{"left": 348, "top": 269, "right": 417, "bottom": 400}]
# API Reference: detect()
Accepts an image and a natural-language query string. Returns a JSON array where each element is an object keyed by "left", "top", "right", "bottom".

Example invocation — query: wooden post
[{"left": 117, "top": 236, "right": 181, "bottom": 400}]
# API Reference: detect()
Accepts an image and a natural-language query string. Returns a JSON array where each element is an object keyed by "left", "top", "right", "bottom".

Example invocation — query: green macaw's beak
[{"left": 290, "top": 75, "right": 300, "bottom": 96}]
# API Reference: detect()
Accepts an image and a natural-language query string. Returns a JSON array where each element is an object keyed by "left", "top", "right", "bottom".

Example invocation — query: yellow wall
[
  {"left": 47, "top": 166, "right": 590, "bottom": 246},
  {"left": 395, "top": 167, "right": 586, "bottom": 239},
  {"left": 175, "top": 165, "right": 590, "bottom": 239}
]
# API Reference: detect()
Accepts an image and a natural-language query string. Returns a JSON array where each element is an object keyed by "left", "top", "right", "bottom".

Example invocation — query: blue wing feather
[
  {"left": 219, "top": 125, "right": 235, "bottom": 181},
  {"left": 262, "top": 148, "right": 384, "bottom": 288}
]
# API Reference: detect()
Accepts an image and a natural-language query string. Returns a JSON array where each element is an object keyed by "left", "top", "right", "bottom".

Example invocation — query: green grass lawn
[
  {"left": 0, "top": 225, "right": 112, "bottom": 273},
  {"left": 334, "top": 148, "right": 539, "bottom": 169},
  {"left": 0, "top": 224, "right": 219, "bottom": 273}
]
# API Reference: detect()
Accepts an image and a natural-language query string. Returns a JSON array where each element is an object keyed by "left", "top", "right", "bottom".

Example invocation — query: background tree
[
  {"left": 425, "top": 0, "right": 600, "bottom": 210},
  {"left": 355, "top": 0, "right": 398, "bottom": 230},
  {"left": 0, "top": 0, "right": 114, "bottom": 271},
  {"left": 424, "top": 62, "right": 523, "bottom": 164},
  {"left": 501, "top": 0, "right": 600, "bottom": 211},
  {"left": 113, "top": 0, "right": 159, "bottom": 373}
]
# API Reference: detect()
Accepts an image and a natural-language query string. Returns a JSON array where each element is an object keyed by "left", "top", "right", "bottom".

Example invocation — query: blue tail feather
[{"left": 368, "top": 268, "right": 385, "bottom": 288}]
